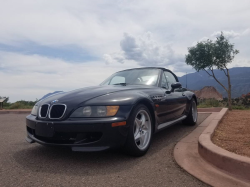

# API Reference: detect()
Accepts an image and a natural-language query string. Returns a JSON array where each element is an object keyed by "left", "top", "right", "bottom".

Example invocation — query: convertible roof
[
  {"left": 116, "top": 67, "right": 179, "bottom": 81},
  {"left": 117, "top": 67, "right": 171, "bottom": 72}
]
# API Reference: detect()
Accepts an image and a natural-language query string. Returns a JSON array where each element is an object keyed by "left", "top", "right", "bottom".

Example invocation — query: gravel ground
[
  {"left": 0, "top": 113, "right": 210, "bottom": 187},
  {"left": 212, "top": 110, "right": 250, "bottom": 157}
]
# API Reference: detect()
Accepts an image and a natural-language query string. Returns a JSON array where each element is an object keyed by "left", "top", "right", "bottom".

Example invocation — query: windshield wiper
[{"left": 113, "top": 83, "right": 127, "bottom": 86}]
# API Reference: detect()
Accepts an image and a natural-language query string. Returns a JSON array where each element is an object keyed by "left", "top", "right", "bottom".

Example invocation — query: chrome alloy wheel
[
  {"left": 192, "top": 100, "right": 198, "bottom": 122},
  {"left": 133, "top": 110, "right": 151, "bottom": 150}
]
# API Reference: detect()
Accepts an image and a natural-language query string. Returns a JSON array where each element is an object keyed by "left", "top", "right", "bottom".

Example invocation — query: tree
[
  {"left": 0, "top": 96, "right": 9, "bottom": 103},
  {"left": 185, "top": 32, "right": 239, "bottom": 110}
]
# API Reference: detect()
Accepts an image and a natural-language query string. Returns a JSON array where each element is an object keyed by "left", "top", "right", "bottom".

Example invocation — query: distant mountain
[{"left": 178, "top": 67, "right": 250, "bottom": 98}]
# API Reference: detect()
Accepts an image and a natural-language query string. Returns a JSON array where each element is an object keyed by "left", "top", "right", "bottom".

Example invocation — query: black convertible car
[{"left": 26, "top": 67, "right": 198, "bottom": 156}]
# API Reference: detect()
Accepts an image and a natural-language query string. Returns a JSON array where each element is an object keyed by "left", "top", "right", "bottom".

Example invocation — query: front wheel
[
  {"left": 124, "top": 104, "right": 152, "bottom": 157},
  {"left": 183, "top": 99, "right": 198, "bottom": 126}
]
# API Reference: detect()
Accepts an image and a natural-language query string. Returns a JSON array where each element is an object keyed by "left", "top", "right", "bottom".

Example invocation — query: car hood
[{"left": 38, "top": 85, "right": 154, "bottom": 106}]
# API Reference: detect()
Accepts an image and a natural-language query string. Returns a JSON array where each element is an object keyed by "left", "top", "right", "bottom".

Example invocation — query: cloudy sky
[{"left": 0, "top": 0, "right": 250, "bottom": 102}]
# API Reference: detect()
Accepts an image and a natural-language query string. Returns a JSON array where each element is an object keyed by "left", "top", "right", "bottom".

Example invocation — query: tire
[
  {"left": 124, "top": 104, "right": 153, "bottom": 157},
  {"left": 183, "top": 98, "right": 198, "bottom": 126}
]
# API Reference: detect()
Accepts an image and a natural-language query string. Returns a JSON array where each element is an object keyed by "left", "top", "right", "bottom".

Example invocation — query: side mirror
[
  {"left": 171, "top": 82, "right": 182, "bottom": 89},
  {"left": 171, "top": 82, "right": 182, "bottom": 92}
]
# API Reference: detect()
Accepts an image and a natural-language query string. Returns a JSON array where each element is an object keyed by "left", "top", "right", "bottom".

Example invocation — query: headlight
[
  {"left": 82, "top": 106, "right": 92, "bottom": 117},
  {"left": 31, "top": 105, "right": 38, "bottom": 116},
  {"left": 97, "top": 106, "right": 106, "bottom": 117},
  {"left": 70, "top": 106, "right": 119, "bottom": 117}
]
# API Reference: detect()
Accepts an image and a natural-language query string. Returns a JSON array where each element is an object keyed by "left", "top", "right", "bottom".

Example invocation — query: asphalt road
[{"left": 0, "top": 113, "right": 210, "bottom": 187}]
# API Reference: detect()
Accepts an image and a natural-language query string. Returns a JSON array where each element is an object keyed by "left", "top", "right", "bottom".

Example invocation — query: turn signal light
[
  {"left": 107, "top": 106, "right": 119, "bottom": 116},
  {"left": 112, "top": 121, "right": 126, "bottom": 127}
]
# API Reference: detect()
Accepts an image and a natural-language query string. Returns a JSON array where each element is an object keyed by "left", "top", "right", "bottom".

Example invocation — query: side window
[
  {"left": 109, "top": 76, "right": 125, "bottom": 85},
  {"left": 164, "top": 71, "right": 177, "bottom": 89},
  {"left": 160, "top": 73, "right": 168, "bottom": 89}
]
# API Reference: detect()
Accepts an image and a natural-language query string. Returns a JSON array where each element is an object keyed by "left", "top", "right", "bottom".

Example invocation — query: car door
[
  {"left": 164, "top": 71, "right": 187, "bottom": 118},
  {"left": 156, "top": 71, "right": 180, "bottom": 123}
]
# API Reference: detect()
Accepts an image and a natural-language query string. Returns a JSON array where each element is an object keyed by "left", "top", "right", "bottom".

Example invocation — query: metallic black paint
[{"left": 26, "top": 67, "right": 196, "bottom": 151}]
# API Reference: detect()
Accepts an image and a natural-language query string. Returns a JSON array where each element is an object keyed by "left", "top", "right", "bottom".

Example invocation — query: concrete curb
[
  {"left": 174, "top": 109, "right": 250, "bottom": 187},
  {"left": 198, "top": 108, "right": 250, "bottom": 182},
  {"left": 197, "top": 107, "right": 222, "bottom": 112}
]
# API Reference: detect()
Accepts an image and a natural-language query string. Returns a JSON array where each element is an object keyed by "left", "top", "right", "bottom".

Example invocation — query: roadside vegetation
[
  {"left": 197, "top": 98, "right": 250, "bottom": 110},
  {"left": 0, "top": 96, "right": 37, "bottom": 109},
  {"left": 1, "top": 95, "right": 250, "bottom": 110},
  {"left": 185, "top": 32, "right": 239, "bottom": 110}
]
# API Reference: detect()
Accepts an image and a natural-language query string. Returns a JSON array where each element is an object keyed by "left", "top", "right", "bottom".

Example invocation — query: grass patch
[
  {"left": 232, "top": 105, "right": 250, "bottom": 110},
  {"left": 197, "top": 99, "right": 224, "bottom": 108},
  {"left": 197, "top": 98, "right": 250, "bottom": 110}
]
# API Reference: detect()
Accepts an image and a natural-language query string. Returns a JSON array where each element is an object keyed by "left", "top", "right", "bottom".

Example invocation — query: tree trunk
[{"left": 227, "top": 69, "right": 232, "bottom": 110}]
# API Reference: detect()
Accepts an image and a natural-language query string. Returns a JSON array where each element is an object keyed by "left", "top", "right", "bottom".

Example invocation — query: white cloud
[
  {"left": 103, "top": 54, "right": 114, "bottom": 65},
  {"left": 242, "top": 28, "right": 250, "bottom": 36},
  {"left": 105, "top": 32, "right": 185, "bottom": 68},
  {"left": 1, "top": 0, "right": 250, "bottom": 56},
  {"left": 211, "top": 30, "right": 240, "bottom": 39},
  {"left": 199, "top": 28, "right": 250, "bottom": 42},
  {"left": 0, "top": 0, "right": 143, "bottom": 55},
  {"left": 103, "top": 53, "right": 125, "bottom": 65},
  {"left": 1, "top": 0, "right": 250, "bottom": 101},
  {"left": 0, "top": 52, "right": 138, "bottom": 102}
]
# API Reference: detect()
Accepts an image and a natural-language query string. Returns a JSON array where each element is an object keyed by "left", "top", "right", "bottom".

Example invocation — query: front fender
[
  {"left": 84, "top": 90, "right": 153, "bottom": 106},
  {"left": 184, "top": 91, "right": 197, "bottom": 114},
  {"left": 84, "top": 91, "right": 155, "bottom": 121}
]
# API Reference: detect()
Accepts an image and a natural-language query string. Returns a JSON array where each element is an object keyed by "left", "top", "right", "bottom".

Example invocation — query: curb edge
[{"left": 198, "top": 108, "right": 250, "bottom": 182}]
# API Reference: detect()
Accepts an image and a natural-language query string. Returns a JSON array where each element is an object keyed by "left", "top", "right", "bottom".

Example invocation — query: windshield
[{"left": 100, "top": 69, "right": 160, "bottom": 86}]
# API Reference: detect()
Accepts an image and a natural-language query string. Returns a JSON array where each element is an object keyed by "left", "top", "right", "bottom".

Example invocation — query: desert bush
[
  {"left": 197, "top": 97, "right": 250, "bottom": 110},
  {"left": 0, "top": 97, "right": 37, "bottom": 109},
  {"left": 7, "top": 101, "right": 34, "bottom": 109},
  {"left": 197, "top": 99, "right": 224, "bottom": 108},
  {"left": 232, "top": 105, "right": 250, "bottom": 110}
]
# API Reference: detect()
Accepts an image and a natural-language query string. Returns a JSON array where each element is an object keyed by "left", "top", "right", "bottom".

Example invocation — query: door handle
[{"left": 182, "top": 93, "right": 185, "bottom": 96}]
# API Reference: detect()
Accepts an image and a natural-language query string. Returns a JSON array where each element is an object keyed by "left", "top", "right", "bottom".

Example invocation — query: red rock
[{"left": 194, "top": 86, "right": 223, "bottom": 101}]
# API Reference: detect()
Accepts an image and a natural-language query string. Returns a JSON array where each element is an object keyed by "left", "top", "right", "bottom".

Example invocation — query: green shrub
[
  {"left": 197, "top": 99, "right": 224, "bottom": 108},
  {"left": 232, "top": 105, "right": 250, "bottom": 110},
  {"left": 2, "top": 100, "right": 37, "bottom": 109},
  {"left": 197, "top": 98, "right": 250, "bottom": 110},
  {"left": 8, "top": 102, "right": 34, "bottom": 109}
]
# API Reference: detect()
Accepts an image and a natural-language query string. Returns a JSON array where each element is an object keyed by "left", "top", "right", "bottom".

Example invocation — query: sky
[{"left": 0, "top": 0, "right": 250, "bottom": 102}]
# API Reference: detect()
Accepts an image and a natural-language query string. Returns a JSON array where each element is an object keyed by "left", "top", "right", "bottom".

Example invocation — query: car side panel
[
  {"left": 183, "top": 91, "right": 197, "bottom": 115},
  {"left": 172, "top": 91, "right": 188, "bottom": 118},
  {"left": 84, "top": 87, "right": 165, "bottom": 126},
  {"left": 156, "top": 89, "right": 180, "bottom": 123}
]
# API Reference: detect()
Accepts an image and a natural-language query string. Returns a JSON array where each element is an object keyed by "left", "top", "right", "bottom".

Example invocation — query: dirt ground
[{"left": 212, "top": 110, "right": 250, "bottom": 157}]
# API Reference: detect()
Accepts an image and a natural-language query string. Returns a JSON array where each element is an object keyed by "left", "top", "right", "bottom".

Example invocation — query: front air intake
[
  {"left": 39, "top": 104, "right": 49, "bottom": 118},
  {"left": 49, "top": 104, "right": 66, "bottom": 119}
]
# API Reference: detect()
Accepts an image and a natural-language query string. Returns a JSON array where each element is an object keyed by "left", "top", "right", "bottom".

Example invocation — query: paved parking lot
[{"left": 0, "top": 113, "right": 210, "bottom": 187}]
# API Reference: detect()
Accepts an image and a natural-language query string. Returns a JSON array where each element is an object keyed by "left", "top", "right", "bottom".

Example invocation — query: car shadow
[{"left": 13, "top": 113, "right": 210, "bottom": 176}]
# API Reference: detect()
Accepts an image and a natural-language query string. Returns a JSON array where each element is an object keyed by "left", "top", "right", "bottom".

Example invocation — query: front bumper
[{"left": 26, "top": 114, "right": 130, "bottom": 152}]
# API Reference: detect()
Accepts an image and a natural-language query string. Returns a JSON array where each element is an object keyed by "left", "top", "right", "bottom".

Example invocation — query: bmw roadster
[{"left": 26, "top": 67, "right": 198, "bottom": 156}]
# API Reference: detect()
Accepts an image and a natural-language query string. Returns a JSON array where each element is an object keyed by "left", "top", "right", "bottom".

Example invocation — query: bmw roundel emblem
[{"left": 51, "top": 100, "right": 59, "bottom": 104}]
